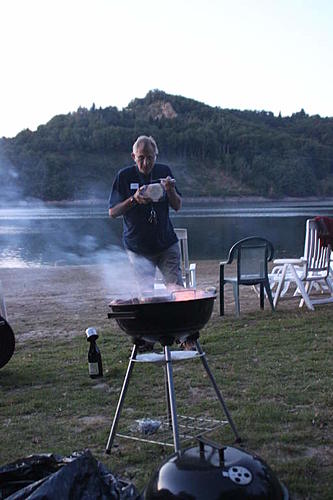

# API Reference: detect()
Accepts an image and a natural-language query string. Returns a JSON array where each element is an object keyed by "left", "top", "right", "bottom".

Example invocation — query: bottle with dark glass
[{"left": 85, "top": 327, "right": 103, "bottom": 378}]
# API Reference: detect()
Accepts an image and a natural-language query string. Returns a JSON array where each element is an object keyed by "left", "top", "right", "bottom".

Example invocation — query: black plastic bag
[{"left": 0, "top": 450, "right": 140, "bottom": 499}]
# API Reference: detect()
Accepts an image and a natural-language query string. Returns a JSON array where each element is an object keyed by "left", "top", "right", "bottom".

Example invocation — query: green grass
[{"left": 0, "top": 308, "right": 332, "bottom": 498}]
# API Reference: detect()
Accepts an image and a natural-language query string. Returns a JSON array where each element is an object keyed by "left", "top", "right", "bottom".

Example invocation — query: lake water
[{"left": 0, "top": 200, "right": 332, "bottom": 268}]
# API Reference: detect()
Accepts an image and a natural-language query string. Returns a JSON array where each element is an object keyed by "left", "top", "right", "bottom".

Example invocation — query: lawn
[{"left": 0, "top": 307, "right": 332, "bottom": 499}]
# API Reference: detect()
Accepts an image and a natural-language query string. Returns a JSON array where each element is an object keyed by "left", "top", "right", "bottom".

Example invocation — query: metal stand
[
  {"left": 105, "top": 339, "right": 240, "bottom": 454},
  {"left": 195, "top": 340, "right": 240, "bottom": 442},
  {"left": 105, "top": 344, "right": 138, "bottom": 453},
  {"left": 164, "top": 345, "right": 180, "bottom": 451}
]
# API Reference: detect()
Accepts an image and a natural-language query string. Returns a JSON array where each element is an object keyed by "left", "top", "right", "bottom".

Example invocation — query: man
[{"left": 109, "top": 135, "right": 183, "bottom": 289}]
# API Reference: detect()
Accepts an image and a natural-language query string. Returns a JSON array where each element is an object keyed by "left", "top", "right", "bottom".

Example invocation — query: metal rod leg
[
  {"left": 164, "top": 346, "right": 180, "bottom": 452},
  {"left": 195, "top": 340, "right": 241, "bottom": 443},
  {"left": 105, "top": 344, "right": 138, "bottom": 454},
  {"left": 163, "top": 365, "right": 172, "bottom": 428}
]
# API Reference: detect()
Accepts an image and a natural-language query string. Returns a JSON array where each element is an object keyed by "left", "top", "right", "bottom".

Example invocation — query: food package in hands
[{"left": 142, "top": 183, "right": 164, "bottom": 202}]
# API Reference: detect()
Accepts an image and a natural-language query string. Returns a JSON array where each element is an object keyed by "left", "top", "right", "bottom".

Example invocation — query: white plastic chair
[
  {"left": 174, "top": 228, "right": 197, "bottom": 288},
  {"left": 155, "top": 228, "right": 197, "bottom": 289},
  {"left": 272, "top": 218, "right": 333, "bottom": 310}
]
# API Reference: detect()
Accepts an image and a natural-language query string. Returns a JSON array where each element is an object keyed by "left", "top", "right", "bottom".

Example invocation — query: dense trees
[{"left": 1, "top": 89, "right": 332, "bottom": 201}]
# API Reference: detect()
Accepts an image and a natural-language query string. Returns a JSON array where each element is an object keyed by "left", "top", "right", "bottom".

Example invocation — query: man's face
[{"left": 132, "top": 142, "right": 156, "bottom": 176}]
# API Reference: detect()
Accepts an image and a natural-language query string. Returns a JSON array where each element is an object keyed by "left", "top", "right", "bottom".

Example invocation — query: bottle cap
[{"left": 86, "top": 327, "right": 98, "bottom": 341}]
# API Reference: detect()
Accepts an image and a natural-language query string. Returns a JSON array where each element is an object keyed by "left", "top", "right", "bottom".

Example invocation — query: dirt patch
[
  {"left": 78, "top": 415, "right": 109, "bottom": 426},
  {"left": 0, "top": 261, "right": 303, "bottom": 344}
]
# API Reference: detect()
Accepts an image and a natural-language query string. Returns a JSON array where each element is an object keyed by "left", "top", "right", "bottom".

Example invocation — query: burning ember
[
  {"left": 110, "top": 287, "right": 216, "bottom": 306},
  {"left": 171, "top": 289, "right": 211, "bottom": 301}
]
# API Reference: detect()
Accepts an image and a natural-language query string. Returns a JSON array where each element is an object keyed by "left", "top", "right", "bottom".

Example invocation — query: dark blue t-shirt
[{"left": 109, "top": 163, "right": 180, "bottom": 255}]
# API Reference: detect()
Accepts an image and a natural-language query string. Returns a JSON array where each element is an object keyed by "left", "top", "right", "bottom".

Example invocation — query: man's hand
[
  {"left": 161, "top": 176, "right": 181, "bottom": 212},
  {"left": 160, "top": 176, "right": 176, "bottom": 192},
  {"left": 134, "top": 186, "right": 150, "bottom": 204},
  {"left": 109, "top": 186, "right": 149, "bottom": 218}
]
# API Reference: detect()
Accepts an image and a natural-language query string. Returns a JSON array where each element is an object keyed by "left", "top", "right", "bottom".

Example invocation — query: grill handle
[
  {"left": 108, "top": 311, "right": 137, "bottom": 320},
  {"left": 197, "top": 436, "right": 226, "bottom": 467}
]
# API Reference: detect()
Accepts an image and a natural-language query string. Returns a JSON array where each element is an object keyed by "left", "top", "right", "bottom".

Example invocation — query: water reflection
[
  {"left": 0, "top": 250, "right": 41, "bottom": 268},
  {"left": 0, "top": 202, "right": 332, "bottom": 267}
]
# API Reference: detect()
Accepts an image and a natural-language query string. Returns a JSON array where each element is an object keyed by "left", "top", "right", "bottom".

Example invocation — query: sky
[{"left": 1, "top": 0, "right": 332, "bottom": 138}]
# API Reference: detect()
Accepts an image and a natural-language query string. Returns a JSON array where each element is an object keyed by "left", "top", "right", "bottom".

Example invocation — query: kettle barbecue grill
[
  {"left": 105, "top": 288, "right": 241, "bottom": 454},
  {"left": 144, "top": 436, "right": 289, "bottom": 499}
]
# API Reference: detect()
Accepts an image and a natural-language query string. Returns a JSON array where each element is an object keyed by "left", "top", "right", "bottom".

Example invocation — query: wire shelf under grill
[{"left": 116, "top": 414, "right": 228, "bottom": 448}]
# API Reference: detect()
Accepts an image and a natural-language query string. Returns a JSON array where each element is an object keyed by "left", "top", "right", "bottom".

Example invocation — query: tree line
[{"left": 1, "top": 89, "right": 332, "bottom": 201}]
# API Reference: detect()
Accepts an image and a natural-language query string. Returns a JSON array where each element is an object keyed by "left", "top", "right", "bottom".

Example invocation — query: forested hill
[{"left": 1, "top": 89, "right": 333, "bottom": 202}]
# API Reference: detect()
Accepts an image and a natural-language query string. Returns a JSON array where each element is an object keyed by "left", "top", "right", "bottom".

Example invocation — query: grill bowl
[{"left": 108, "top": 289, "right": 216, "bottom": 345}]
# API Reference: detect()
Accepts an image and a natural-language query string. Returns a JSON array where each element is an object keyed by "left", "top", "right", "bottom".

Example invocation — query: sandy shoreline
[
  {"left": 0, "top": 260, "right": 297, "bottom": 345},
  {"left": 0, "top": 264, "right": 113, "bottom": 343}
]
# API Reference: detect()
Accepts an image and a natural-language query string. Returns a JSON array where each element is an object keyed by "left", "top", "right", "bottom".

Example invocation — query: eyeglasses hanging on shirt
[
  {"left": 148, "top": 205, "right": 158, "bottom": 224},
  {"left": 145, "top": 184, "right": 163, "bottom": 225},
  {"left": 136, "top": 171, "right": 164, "bottom": 225}
]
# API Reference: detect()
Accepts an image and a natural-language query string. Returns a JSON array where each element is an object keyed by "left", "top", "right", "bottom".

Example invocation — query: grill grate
[{"left": 116, "top": 414, "right": 228, "bottom": 448}]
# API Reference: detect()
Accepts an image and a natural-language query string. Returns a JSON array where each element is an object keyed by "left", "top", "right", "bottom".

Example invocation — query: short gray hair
[{"left": 132, "top": 135, "right": 159, "bottom": 155}]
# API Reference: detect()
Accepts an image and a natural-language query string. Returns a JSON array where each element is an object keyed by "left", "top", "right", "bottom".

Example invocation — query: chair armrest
[
  {"left": 273, "top": 258, "right": 305, "bottom": 265},
  {"left": 189, "top": 263, "right": 197, "bottom": 288}
]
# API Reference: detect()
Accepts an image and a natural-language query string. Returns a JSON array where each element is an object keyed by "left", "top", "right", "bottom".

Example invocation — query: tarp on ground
[{"left": 0, "top": 449, "right": 140, "bottom": 500}]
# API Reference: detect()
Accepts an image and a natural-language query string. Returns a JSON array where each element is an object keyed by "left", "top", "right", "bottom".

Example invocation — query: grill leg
[
  {"left": 195, "top": 340, "right": 241, "bottom": 443},
  {"left": 164, "top": 365, "right": 172, "bottom": 428},
  {"left": 164, "top": 346, "right": 180, "bottom": 452},
  {"left": 105, "top": 344, "right": 138, "bottom": 454}
]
